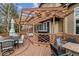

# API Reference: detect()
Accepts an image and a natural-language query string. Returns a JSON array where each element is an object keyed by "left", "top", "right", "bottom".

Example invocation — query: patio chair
[
  {"left": 1, "top": 40, "right": 14, "bottom": 56},
  {"left": 18, "top": 35, "right": 25, "bottom": 46},
  {"left": 0, "top": 36, "right": 4, "bottom": 41},
  {"left": 66, "top": 37, "right": 77, "bottom": 43},
  {"left": 50, "top": 44, "right": 73, "bottom": 56},
  {"left": 55, "top": 36, "right": 63, "bottom": 50},
  {"left": 9, "top": 35, "right": 23, "bottom": 48},
  {"left": 0, "top": 36, "right": 4, "bottom": 40},
  {"left": 0, "top": 36, "right": 4, "bottom": 49}
]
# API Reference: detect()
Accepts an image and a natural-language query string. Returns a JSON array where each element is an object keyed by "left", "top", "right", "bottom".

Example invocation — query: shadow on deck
[{"left": 7, "top": 38, "right": 51, "bottom": 56}]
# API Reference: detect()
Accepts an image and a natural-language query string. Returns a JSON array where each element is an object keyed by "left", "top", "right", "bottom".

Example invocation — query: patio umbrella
[{"left": 9, "top": 18, "right": 17, "bottom": 36}]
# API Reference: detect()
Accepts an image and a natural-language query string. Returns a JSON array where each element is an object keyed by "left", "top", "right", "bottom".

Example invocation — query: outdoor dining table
[
  {"left": 0, "top": 36, "right": 20, "bottom": 55},
  {"left": 62, "top": 42, "right": 79, "bottom": 56},
  {"left": 0, "top": 39, "right": 14, "bottom": 49},
  {"left": 0, "top": 36, "right": 21, "bottom": 49},
  {"left": 8, "top": 36, "right": 21, "bottom": 48},
  {"left": 0, "top": 39, "right": 14, "bottom": 56},
  {"left": 8, "top": 36, "right": 20, "bottom": 43},
  {"left": 0, "top": 36, "right": 20, "bottom": 46},
  {"left": 1, "top": 39, "right": 14, "bottom": 46}
]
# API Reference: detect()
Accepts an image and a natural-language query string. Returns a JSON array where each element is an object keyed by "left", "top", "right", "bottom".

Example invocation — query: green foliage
[
  {"left": 0, "top": 3, "right": 19, "bottom": 19},
  {"left": 0, "top": 3, "right": 19, "bottom": 32},
  {"left": 0, "top": 25, "right": 4, "bottom": 33}
]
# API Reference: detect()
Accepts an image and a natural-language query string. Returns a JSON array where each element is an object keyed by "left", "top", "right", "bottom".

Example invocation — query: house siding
[
  {"left": 39, "top": 3, "right": 79, "bottom": 34},
  {"left": 65, "top": 13, "right": 74, "bottom": 34},
  {"left": 65, "top": 4, "right": 79, "bottom": 34},
  {"left": 38, "top": 3, "right": 79, "bottom": 43}
]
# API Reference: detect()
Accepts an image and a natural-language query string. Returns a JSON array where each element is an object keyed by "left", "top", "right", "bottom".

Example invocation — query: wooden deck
[
  {"left": 13, "top": 38, "right": 51, "bottom": 56},
  {"left": 0, "top": 37, "right": 51, "bottom": 56}
]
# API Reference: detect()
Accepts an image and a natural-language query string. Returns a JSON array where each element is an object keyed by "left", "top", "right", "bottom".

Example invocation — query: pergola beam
[
  {"left": 22, "top": 7, "right": 67, "bottom": 12},
  {"left": 16, "top": 7, "right": 73, "bottom": 25}
]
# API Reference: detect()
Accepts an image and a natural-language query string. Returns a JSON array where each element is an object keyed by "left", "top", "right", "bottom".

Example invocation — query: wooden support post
[
  {"left": 36, "top": 23, "right": 38, "bottom": 33},
  {"left": 19, "top": 24, "right": 20, "bottom": 33},
  {"left": 26, "top": 24, "right": 28, "bottom": 35},
  {"left": 19, "top": 9, "right": 22, "bottom": 34},
  {"left": 62, "top": 18, "right": 66, "bottom": 41},
  {"left": 53, "top": 16, "right": 55, "bottom": 34},
  {"left": 62, "top": 18, "right": 64, "bottom": 32},
  {"left": 33, "top": 24, "right": 35, "bottom": 34},
  {"left": 28, "top": 24, "right": 29, "bottom": 34},
  {"left": 33, "top": 24, "right": 35, "bottom": 36},
  {"left": 27, "top": 24, "right": 29, "bottom": 38},
  {"left": 50, "top": 16, "right": 55, "bottom": 44}
]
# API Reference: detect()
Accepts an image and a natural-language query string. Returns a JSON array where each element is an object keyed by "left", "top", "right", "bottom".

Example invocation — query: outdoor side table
[{"left": 62, "top": 42, "right": 79, "bottom": 56}]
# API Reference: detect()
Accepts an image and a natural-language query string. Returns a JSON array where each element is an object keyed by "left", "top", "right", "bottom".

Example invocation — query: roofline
[
  {"left": 68, "top": 3, "right": 76, "bottom": 8},
  {"left": 39, "top": 3, "right": 76, "bottom": 8},
  {"left": 39, "top": 3, "right": 44, "bottom": 8}
]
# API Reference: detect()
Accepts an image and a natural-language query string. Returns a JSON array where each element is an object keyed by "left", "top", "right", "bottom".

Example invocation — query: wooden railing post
[
  {"left": 33, "top": 24, "right": 35, "bottom": 37},
  {"left": 50, "top": 16, "right": 56, "bottom": 44},
  {"left": 50, "top": 34, "right": 56, "bottom": 45},
  {"left": 53, "top": 16, "right": 55, "bottom": 34}
]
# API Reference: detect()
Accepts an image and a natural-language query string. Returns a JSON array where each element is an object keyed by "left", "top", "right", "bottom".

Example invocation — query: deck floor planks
[
  {"left": 17, "top": 42, "right": 51, "bottom": 56},
  {"left": 0, "top": 38, "right": 51, "bottom": 56}
]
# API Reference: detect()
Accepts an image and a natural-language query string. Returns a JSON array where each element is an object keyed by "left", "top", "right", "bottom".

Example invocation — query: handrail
[
  {"left": 27, "top": 32, "right": 77, "bottom": 44},
  {"left": 32, "top": 32, "right": 68, "bottom": 45}
]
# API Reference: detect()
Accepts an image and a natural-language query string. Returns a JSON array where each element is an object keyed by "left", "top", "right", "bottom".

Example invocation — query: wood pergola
[
  {"left": 15, "top": 6, "right": 73, "bottom": 34},
  {"left": 15, "top": 6, "right": 74, "bottom": 44},
  {"left": 16, "top": 6, "right": 73, "bottom": 25}
]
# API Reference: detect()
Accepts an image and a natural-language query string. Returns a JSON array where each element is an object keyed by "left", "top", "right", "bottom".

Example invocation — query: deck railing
[
  {"left": 26, "top": 32, "right": 79, "bottom": 45},
  {"left": 29, "top": 33, "right": 51, "bottom": 44},
  {"left": 30, "top": 32, "right": 75, "bottom": 44},
  {"left": 29, "top": 33, "right": 59, "bottom": 45}
]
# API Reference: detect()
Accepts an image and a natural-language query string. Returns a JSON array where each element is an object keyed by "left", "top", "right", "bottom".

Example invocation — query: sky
[
  {"left": 16, "top": 3, "right": 39, "bottom": 9},
  {"left": 16, "top": 3, "right": 39, "bottom": 13}
]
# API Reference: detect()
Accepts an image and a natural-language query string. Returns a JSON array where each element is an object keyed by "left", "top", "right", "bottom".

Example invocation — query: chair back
[
  {"left": 0, "top": 36, "right": 4, "bottom": 40},
  {"left": 50, "top": 44, "right": 59, "bottom": 56},
  {"left": 21, "top": 35, "right": 24, "bottom": 41},
  {"left": 56, "top": 36, "right": 62, "bottom": 46},
  {"left": 67, "top": 37, "right": 77, "bottom": 43},
  {"left": 1, "top": 40, "right": 14, "bottom": 49}
]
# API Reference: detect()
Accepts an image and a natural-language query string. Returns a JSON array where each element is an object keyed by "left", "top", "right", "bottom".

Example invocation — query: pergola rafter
[
  {"left": 16, "top": 6, "right": 73, "bottom": 25},
  {"left": 22, "top": 7, "right": 68, "bottom": 12}
]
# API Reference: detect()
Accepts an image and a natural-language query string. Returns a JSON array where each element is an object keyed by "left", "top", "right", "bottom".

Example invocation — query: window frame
[
  {"left": 74, "top": 7, "right": 79, "bottom": 34},
  {"left": 38, "top": 21, "right": 49, "bottom": 32}
]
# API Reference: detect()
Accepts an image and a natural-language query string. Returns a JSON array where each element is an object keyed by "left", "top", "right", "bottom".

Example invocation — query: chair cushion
[
  {"left": 18, "top": 40, "right": 23, "bottom": 43},
  {"left": 66, "top": 37, "right": 77, "bottom": 43},
  {"left": 56, "top": 37, "right": 62, "bottom": 46}
]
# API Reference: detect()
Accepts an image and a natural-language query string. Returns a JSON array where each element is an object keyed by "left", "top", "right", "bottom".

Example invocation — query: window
[
  {"left": 74, "top": 7, "right": 79, "bottom": 34},
  {"left": 76, "top": 19, "right": 79, "bottom": 34},
  {"left": 75, "top": 8, "right": 79, "bottom": 16},
  {"left": 38, "top": 22, "right": 49, "bottom": 32},
  {"left": 43, "top": 22, "right": 47, "bottom": 30}
]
